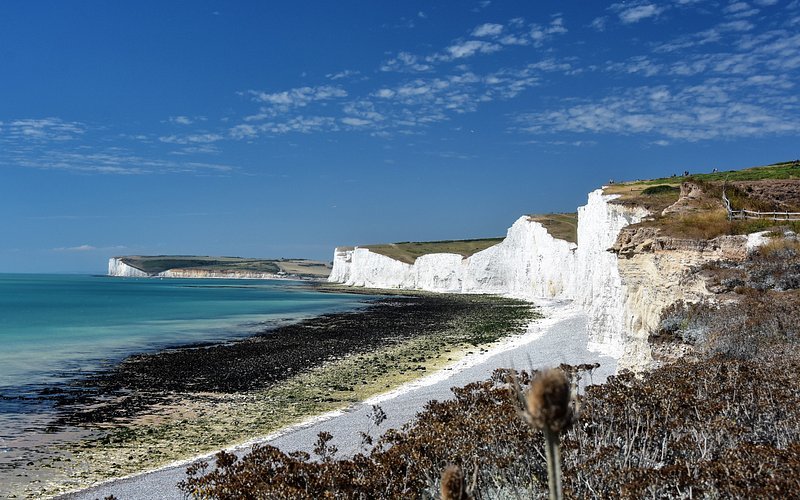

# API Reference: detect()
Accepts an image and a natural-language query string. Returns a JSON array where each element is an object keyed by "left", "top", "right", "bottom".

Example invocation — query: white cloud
[
  {"left": 246, "top": 85, "right": 347, "bottom": 115},
  {"left": 326, "top": 70, "right": 360, "bottom": 80},
  {"left": 2, "top": 118, "right": 86, "bottom": 142},
  {"left": 472, "top": 23, "right": 504, "bottom": 37},
  {"left": 443, "top": 40, "right": 502, "bottom": 59},
  {"left": 159, "top": 133, "right": 223, "bottom": 145},
  {"left": 514, "top": 82, "right": 800, "bottom": 141},
  {"left": 723, "top": 1, "right": 760, "bottom": 17},
  {"left": 8, "top": 148, "right": 235, "bottom": 175},
  {"left": 374, "top": 88, "right": 396, "bottom": 99},
  {"left": 230, "top": 116, "right": 339, "bottom": 137},
  {"left": 229, "top": 124, "right": 258, "bottom": 140},
  {"left": 341, "top": 117, "right": 371, "bottom": 127},
  {"left": 53, "top": 244, "right": 96, "bottom": 252},
  {"left": 52, "top": 244, "right": 129, "bottom": 252},
  {"left": 169, "top": 116, "right": 194, "bottom": 125},
  {"left": 380, "top": 52, "right": 433, "bottom": 72},
  {"left": 530, "top": 17, "right": 568, "bottom": 46},
  {"left": 612, "top": 3, "right": 665, "bottom": 24},
  {"left": 590, "top": 16, "right": 608, "bottom": 31},
  {"left": 381, "top": 16, "right": 565, "bottom": 72}
]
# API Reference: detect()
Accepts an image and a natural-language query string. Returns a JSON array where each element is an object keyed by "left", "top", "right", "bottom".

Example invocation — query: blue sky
[{"left": 1, "top": 1, "right": 798, "bottom": 273}]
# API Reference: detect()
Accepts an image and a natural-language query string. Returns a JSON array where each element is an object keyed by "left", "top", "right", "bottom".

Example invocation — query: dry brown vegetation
[
  {"left": 180, "top": 350, "right": 800, "bottom": 499},
  {"left": 656, "top": 233, "right": 800, "bottom": 361},
  {"left": 604, "top": 182, "right": 682, "bottom": 213},
  {"left": 608, "top": 175, "right": 800, "bottom": 241}
]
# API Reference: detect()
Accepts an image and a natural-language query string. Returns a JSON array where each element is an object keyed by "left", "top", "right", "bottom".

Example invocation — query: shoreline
[
  {"left": 63, "top": 298, "right": 619, "bottom": 500},
  {"left": 8, "top": 290, "right": 536, "bottom": 499},
  {"left": 61, "top": 298, "right": 579, "bottom": 499}
]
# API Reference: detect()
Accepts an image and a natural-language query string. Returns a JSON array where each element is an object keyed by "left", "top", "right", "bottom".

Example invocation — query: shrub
[
  {"left": 641, "top": 185, "right": 679, "bottom": 196},
  {"left": 180, "top": 355, "right": 800, "bottom": 498}
]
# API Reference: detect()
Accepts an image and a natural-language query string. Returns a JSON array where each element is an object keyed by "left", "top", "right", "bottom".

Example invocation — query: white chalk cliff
[
  {"left": 107, "top": 258, "right": 288, "bottom": 280},
  {"left": 107, "top": 258, "right": 149, "bottom": 278},
  {"left": 330, "top": 190, "right": 652, "bottom": 359},
  {"left": 330, "top": 185, "right": 770, "bottom": 370}
]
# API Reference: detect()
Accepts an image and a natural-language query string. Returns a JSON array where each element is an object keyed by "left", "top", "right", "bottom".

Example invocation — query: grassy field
[
  {"left": 118, "top": 255, "right": 331, "bottom": 277},
  {"left": 527, "top": 213, "right": 578, "bottom": 243},
  {"left": 364, "top": 238, "right": 504, "bottom": 264}
]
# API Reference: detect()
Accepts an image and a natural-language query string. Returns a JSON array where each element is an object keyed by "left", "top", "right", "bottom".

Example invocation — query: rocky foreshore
[{"left": 14, "top": 290, "right": 535, "bottom": 498}]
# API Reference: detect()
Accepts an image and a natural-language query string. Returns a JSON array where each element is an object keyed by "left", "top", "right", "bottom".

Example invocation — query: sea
[{"left": 0, "top": 273, "right": 373, "bottom": 464}]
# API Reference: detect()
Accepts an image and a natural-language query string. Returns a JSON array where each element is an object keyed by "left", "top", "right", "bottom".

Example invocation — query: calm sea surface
[{"left": 0, "top": 273, "right": 372, "bottom": 417}]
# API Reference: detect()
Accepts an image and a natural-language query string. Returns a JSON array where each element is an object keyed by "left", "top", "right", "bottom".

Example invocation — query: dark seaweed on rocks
[{"left": 50, "top": 294, "right": 531, "bottom": 426}]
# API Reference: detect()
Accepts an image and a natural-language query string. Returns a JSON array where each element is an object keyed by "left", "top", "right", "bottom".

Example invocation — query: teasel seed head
[
  {"left": 441, "top": 464, "right": 468, "bottom": 500},
  {"left": 525, "top": 368, "right": 574, "bottom": 434}
]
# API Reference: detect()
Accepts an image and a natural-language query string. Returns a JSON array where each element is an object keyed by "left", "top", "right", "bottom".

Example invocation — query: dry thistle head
[
  {"left": 524, "top": 368, "right": 574, "bottom": 434},
  {"left": 441, "top": 464, "right": 468, "bottom": 500}
]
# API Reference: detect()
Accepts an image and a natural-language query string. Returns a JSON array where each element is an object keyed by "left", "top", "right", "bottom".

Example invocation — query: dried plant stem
[{"left": 542, "top": 427, "right": 563, "bottom": 500}]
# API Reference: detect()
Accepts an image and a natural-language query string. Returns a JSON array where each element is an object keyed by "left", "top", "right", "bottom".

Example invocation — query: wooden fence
[{"left": 723, "top": 189, "right": 800, "bottom": 221}]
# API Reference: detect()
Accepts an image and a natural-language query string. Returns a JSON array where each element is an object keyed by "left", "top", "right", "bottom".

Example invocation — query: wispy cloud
[
  {"left": 380, "top": 16, "right": 567, "bottom": 72},
  {"left": 52, "top": 244, "right": 128, "bottom": 253},
  {"left": 472, "top": 22, "right": 504, "bottom": 37},
  {"left": 325, "top": 69, "right": 361, "bottom": 81},
  {"left": 230, "top": 116, "right": 339, "bottom": 138},
  {"left": 380, "top": 52, "right": 434, "bottom": 73},
  {"left": 611, "top": 2, "right": 666, "bottom": 24},
  {"left": 6, "top": 147, "right": 236, "bottom": 175},
  {"left": 242, "top": 85, "right": 348, "bottom": 121},
  {"left": 159, "top": 133, "right": 224, "bottom": 144},
  {"left": 0, "top": 118, "right": 86, "bottom": 142},
  {"left": 514, "top": 81, "right": 799, "bottom": 141},
  {"left": 169, "top": 115, "right": 194, "bottom": 125}
]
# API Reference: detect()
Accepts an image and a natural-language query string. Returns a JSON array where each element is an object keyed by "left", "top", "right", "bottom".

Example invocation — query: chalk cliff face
[
  {"left": 107, "top": 258, "right": 286, "bottom": 280},
  {"left": 158, "top": 269, "right": 284, "bottom": 279},
  {"left": 329, "top": 215, "right": 578, "bottom": 299},
  {"left": 330, "top": 187, "right": 759, "bottom": 369},
  {"left": 107, "top": 258, "right": 149, "bottom": 278},
  {"left": 574, "top": 191, "right": 649, "bottom": 357},
  {"left": 329, "top": 190, "right": 650, "bottom": 356}
]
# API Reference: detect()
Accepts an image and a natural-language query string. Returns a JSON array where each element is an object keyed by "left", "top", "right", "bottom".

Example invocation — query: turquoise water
[{"left": 0, "top": 274, "right": 372, "bottom": 394}]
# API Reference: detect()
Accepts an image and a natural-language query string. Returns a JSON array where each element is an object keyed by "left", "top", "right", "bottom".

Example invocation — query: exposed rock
[{"left": 661, "top": 182, "right": 709, "bottom": 216}]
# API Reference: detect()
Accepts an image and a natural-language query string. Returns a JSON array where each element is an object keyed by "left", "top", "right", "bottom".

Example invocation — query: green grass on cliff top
[
  {"left": 363, "top": 238, "right": 504, "bottom": 264},
  {"left": 363, "top": 212, "right": 578, "bottom": 263},
  {"left": 621, "top": 160, "right": 800, "bottom": 187},
  {"left": 527, "top": 213, "right": 578, "bottom": 244}
]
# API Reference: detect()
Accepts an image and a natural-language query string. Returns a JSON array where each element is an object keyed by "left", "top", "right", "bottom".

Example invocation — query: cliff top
[
  {"left": 363, "top": 238, "right": 504, "bottom": 264},
  {"left": 527, "top": 213, "right": 578, "bottom": 244},
  {"left": 115, "top": 255, "right": 331, "bottom": 278},
  {"left": 606, "top": 160, "right": 800, "bottom": 240}
]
